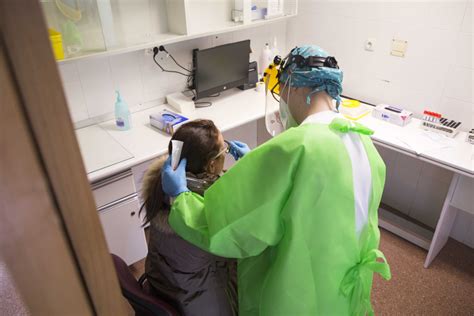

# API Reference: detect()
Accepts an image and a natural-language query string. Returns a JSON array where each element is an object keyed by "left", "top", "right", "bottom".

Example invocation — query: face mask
[{"left": 279, "top": 98, "right": 298, "bottom": 130}]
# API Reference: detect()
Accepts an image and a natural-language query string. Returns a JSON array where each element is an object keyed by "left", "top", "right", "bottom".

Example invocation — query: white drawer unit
[
  {"left": 92, "top": 170, "right": 136, "bottom": 209},
  {"left": 98, "top": 194, "right": 147, "bottom": 265}
]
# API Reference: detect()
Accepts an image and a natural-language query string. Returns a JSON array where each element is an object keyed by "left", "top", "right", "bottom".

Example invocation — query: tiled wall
[
  {"left": 286, "top": 0, "right": 473, "bottom": 246},
  {"left": 288, "top": 0, "right": 473, "bottom": 129},
  {"left": 58, "top": 21, "right": 288, "bottom": 125}
]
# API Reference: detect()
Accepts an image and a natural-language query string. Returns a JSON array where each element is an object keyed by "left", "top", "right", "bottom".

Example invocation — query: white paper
[{"left": 171, "top": 140, "right": 184, "bottom": 170}]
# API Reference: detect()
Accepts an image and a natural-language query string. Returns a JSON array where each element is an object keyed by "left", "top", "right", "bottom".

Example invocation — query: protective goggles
[{"left": 212, "top": 140, "right": 230, "bottom": 159}]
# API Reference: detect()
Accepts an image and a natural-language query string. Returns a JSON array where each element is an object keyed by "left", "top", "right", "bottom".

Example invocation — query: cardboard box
[
  {"left": 150, "top": 110, "right": 188, "bottom": 135},
  {"left": 373, "top": 104, "right": 412, "bottom": 126}
]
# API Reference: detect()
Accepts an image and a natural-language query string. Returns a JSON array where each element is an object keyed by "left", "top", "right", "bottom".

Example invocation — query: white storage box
[{"left": 373, "top": 104, "right": 412, "bottom": 126}]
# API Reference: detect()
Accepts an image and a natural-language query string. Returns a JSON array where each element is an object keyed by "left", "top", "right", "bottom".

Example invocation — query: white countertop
[
  {"left": 76, "top": 125, "right": 134, "bottom": 174},
  {"left": 76, "top": 89, "right": 473, "bottom": 183},
  {"left": 358, "top": 114, "right": 473, "bottom": 176},
  {"left": 77, "top": 88, "right": 266, "bottom": 182}
]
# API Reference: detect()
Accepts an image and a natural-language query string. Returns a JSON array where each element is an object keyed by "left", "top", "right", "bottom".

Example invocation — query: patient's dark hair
[{"left": 140, "top": 120, "right": 221, "bottom": 225}]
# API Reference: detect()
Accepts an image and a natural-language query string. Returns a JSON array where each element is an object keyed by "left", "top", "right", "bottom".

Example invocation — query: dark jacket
[{"left": 142, "top": 157, "right": 237, "bottom": 316}]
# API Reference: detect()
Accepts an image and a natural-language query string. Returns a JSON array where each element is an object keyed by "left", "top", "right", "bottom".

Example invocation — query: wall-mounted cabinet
[
  {"left": 41, "top": 0, "right": 187, "bottom": 60},
  {"left": 40, "top": 0, "right": 297, "bottom": 63}
]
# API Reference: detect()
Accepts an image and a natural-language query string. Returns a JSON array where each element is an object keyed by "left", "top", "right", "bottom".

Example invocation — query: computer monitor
[{"left": 193, "top": 40, "right": 250, "bottom": 100}]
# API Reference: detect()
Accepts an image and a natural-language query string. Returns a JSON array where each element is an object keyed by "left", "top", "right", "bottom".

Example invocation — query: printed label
[{"left": 116, "top": 118, "right": 125, "bottom": 127}]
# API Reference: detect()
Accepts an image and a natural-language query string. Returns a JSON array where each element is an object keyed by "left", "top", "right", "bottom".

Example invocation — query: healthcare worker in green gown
[{"left": 161, "top": 45, "right": 391, "bottom": 316}]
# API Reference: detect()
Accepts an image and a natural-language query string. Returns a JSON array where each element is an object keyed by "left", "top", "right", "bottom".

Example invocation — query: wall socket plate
[
  {"left": 365, "top": 38, "right": 376, "bottom": 51},
  {"left": 391, "top": 39, "right": 408, "bottom": 57},
  {"left": 144, "top": 48, "right": 154, "bottom": 56}
]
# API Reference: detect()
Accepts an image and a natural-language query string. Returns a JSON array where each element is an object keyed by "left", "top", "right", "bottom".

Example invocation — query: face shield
[
  {"left": 264, "top": 57, "right": 285, "bottom": 137},
  {"left": 263, "top": 46, "right": 343, "bottom": 137}
]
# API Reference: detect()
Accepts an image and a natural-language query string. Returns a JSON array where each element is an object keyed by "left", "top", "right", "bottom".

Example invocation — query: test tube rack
[
  {"left": 420, "top": 110, "right": 461, "bottom": 138},
  {"left": 467, "top": 129, "right": 474, "bottom": 144}
]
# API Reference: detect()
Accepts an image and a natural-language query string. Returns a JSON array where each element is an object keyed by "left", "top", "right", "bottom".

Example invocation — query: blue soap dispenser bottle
[{"left": 114, "top": 90, "right": 131, "bottom": 130}]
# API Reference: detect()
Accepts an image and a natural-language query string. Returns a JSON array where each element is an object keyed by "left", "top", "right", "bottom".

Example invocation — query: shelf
[
  {"left": 57, "top": 32, "right": 184, "bottom": 63},
  {"left": 56, "top": 14, "right": 295, "bottom": 64}
]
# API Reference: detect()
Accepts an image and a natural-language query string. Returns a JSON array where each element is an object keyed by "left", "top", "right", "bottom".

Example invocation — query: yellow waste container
[{"left": 48, "top": 29, "right": 65, "bottom": 60}]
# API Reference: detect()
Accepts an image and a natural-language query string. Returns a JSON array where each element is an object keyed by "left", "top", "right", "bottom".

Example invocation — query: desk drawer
[
  {"left": 92, "top": 170, "right": 136, "bottom": 209},
  {"left": 98, "top": 195, "right": 147, "bottom": 264}
]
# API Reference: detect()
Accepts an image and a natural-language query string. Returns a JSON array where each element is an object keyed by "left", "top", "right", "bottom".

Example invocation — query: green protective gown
[{"left": 169, "top": 113, "right": 391, "bottom": 316}]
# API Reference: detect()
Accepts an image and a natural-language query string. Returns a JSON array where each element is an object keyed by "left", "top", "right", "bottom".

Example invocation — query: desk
[
  {"left": 355, "top": 112, "right": 473, "bottom": 266},
  {"left": 76, "top": 88, "right": 473, "bottom": 267}
]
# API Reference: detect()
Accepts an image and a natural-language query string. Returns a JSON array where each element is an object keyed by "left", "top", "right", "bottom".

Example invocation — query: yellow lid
[{"left": 342, "top": 99, "right": 361, "bottom": 108}]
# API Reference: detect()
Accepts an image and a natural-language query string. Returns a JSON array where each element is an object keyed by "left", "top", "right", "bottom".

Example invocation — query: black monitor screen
[{"left": 194, "top": 40, "right": 250, "bottom": 100}]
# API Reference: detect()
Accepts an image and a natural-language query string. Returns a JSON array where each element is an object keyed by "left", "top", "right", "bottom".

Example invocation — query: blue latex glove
[
  {"left": 229, "top": 140, "right": 250, "bottom": 160},
  {"left": 161, "top": 156, "right": 189, "bottom": 197}
]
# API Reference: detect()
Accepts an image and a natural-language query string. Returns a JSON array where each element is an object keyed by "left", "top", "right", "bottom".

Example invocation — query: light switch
[{"left": 391, "top": 39, "right": 408, "bottom": 57}]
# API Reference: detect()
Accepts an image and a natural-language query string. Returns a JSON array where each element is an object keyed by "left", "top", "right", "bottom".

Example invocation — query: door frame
[{"left": 0, "top": 1, "right": 127, "bottom": 314}]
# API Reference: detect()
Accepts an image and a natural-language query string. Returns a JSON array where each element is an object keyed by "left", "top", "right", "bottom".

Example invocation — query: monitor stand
[{"left": 166, "top": 91, "right": 195, "bottom": 114}]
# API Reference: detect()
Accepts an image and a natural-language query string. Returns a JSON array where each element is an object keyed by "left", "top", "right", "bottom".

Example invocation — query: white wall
[
  {"left": 58, "top": 21, "right": 287, "bottom": 126},
  {"left": 286, "top": 0, "right": 473, "bottom": 246},
  {"left": 287, "top": 0, "right": 473, "bottom": 129}
]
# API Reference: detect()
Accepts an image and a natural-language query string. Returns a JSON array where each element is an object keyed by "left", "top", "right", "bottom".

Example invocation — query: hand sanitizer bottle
[{"left": 115, "top": 90, "right": 131, "bottom": 130}]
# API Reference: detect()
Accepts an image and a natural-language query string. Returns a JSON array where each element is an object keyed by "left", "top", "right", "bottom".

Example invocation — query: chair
[{"left": 111, "top": 254, "right": 180, "bottom": 316}]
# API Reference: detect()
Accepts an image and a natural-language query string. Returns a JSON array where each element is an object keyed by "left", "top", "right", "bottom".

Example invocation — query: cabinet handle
[{"left": 131, "top": 211, "right": 136, "bottom": 216}]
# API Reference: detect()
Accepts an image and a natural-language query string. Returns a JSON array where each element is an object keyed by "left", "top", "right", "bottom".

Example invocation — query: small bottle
[{"left": 115, "top": 90, "right": 131, "bottom": 130}]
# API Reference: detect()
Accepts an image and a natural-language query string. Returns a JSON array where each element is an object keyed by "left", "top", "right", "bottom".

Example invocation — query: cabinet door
[{"left": 99, "top": 196, "right": 147, "bottom": 265}]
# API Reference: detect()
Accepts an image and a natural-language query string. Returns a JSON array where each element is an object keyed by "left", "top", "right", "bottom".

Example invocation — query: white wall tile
[
  {"left": 109, "top": 51, "right": 144, "bottom": 108},
  {"left": 140, "top": 52, "right": 172, "bottom": 101},
  {"left": 298, "top": 0, "right": 467, "bottom": 31},
  {"left": 454, "top": 33, "right": 473, "bottom": 69},
  {"left": 211, "top": 32, "right": 234, "bottom": 47},
  {"left": 438, "top": 97, "right": 473, "bottom": 129},
  {"left": 443, "top": 66, "right": 473, "bottom": 103},
  {"left": 77, "top": 58, "right": 115, "bottom": 117},
  {"left": 461, "top": 1, "right": 472, "bottom": 34},
  {"left": 58, "top": 62, "right": 80, "bottom": 83},
  {"left": 63, "top": 81, "right": 89, "bottom": 122}
]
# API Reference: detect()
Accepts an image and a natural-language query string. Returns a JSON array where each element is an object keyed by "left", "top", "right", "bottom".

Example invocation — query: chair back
[{"left": 111, "top": 254, "right": 179, "bottom": 316}]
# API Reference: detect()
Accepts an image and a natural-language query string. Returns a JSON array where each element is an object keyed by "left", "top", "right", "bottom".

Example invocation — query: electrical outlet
[
  {"left": 144, "top": 48, "right": 154, "bottom": 56},
  {"left": 365, "top": 38, "right": 376, "bottom": 52}
]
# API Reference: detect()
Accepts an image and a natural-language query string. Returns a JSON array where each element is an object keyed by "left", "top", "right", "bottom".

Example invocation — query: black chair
[{"left": 111, "top": 254, "right": 180, "bottom": 316}]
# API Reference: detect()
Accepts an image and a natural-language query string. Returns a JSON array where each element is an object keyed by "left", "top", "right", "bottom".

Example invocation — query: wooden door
[{"left": 0, "top": 1, "right": 127, "bottom": 315}]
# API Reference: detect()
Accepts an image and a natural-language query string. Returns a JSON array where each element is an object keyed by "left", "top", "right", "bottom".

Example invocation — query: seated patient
[{"left": 140, "top": 119, "right": 237, "bottom": 316}]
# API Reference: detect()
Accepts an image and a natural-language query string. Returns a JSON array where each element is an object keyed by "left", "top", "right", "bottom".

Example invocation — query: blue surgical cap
[{"left": 279, "top": 45, "right": 343, "bottom": 107}]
